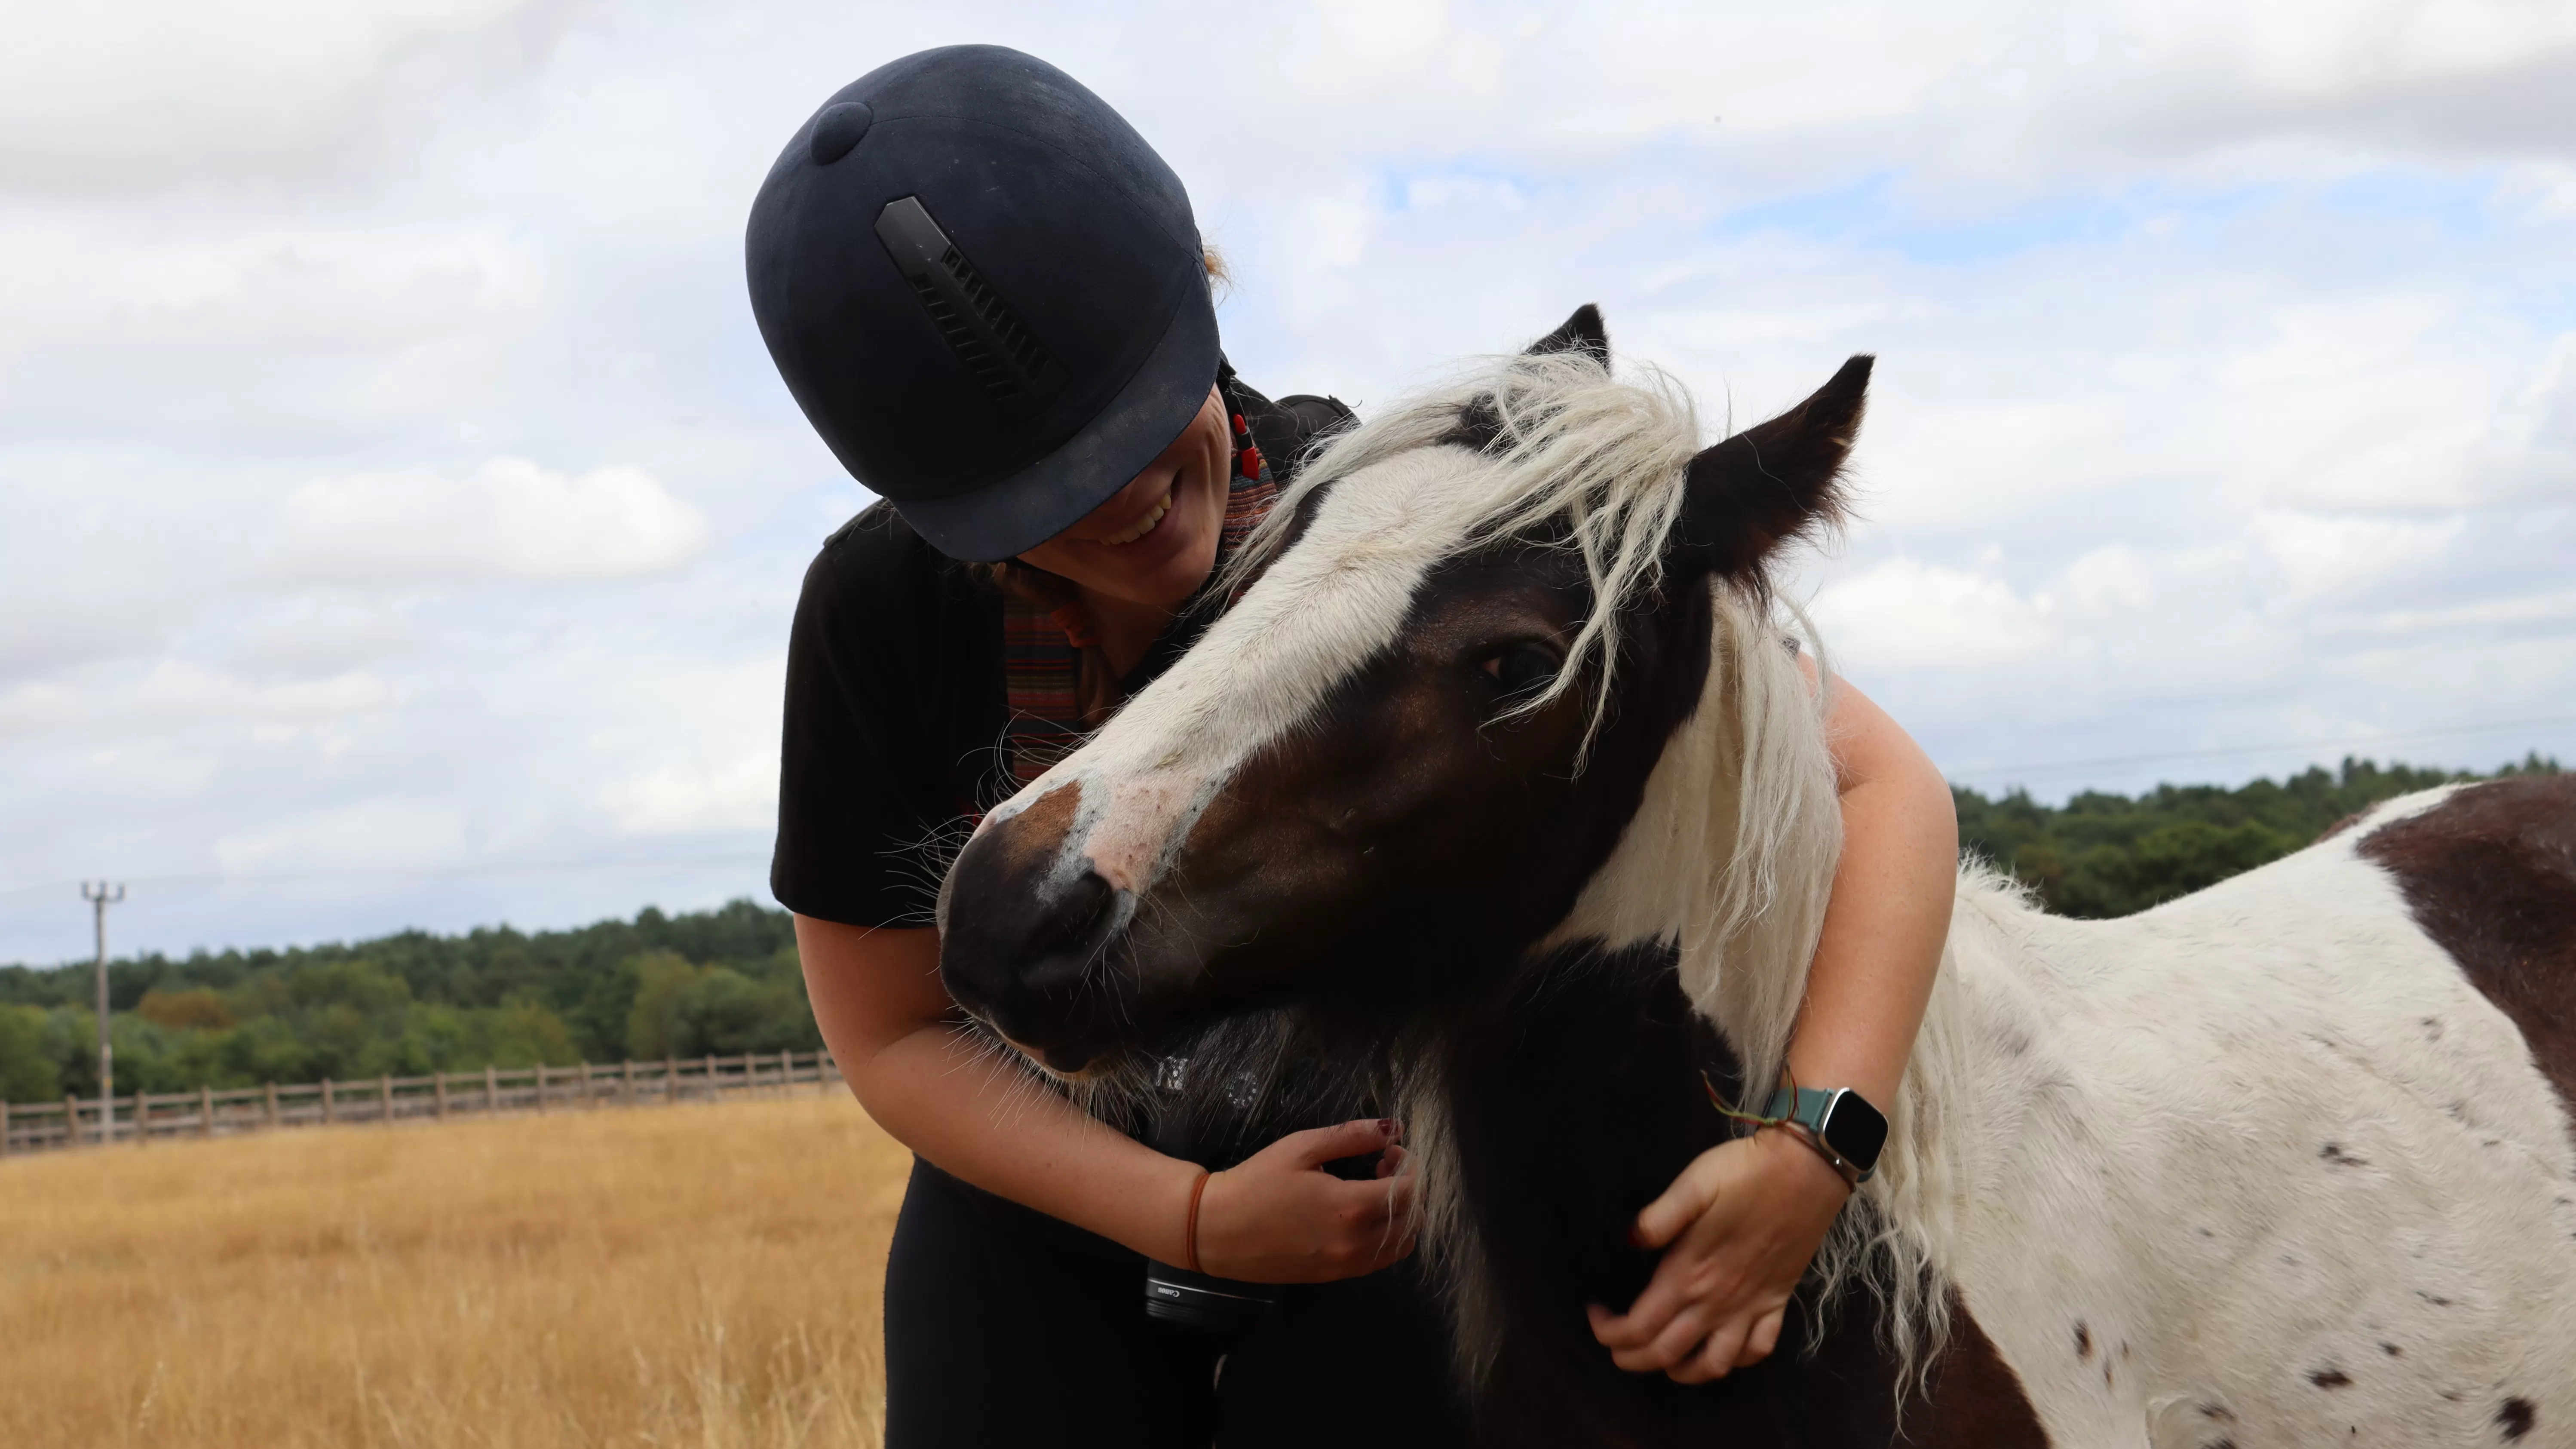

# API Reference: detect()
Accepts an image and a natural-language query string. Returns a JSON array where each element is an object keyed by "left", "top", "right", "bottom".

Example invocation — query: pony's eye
[{"left": 1479, "top": 643, "right": 1561, "bottom": 697}]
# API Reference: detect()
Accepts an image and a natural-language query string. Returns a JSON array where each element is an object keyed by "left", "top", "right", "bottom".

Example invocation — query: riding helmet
[{"left": 745, "top": 45, "right": 1219, "bottom": 562}]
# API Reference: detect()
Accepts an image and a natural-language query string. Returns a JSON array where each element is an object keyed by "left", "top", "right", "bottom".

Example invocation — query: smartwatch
[{"left": 1760, "top": 1084, "right": 1889, "bottom": 1184}]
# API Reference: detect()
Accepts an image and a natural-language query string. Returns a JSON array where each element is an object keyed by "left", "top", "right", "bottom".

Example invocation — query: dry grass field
[{"left": 0, "top": 1093, "right": 910, "bottom": 1449}]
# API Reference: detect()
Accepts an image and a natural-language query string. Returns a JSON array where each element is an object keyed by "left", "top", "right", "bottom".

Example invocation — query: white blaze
[{"left": 987, "top": 446, "right": 1493, "bottom": 890}]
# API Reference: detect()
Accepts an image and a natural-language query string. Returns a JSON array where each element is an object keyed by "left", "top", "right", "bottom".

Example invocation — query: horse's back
[
  {"left": 2353, "top": 774, "right": 2576, "bottom": 1114},
  {"left": 1936, "top": 779, "right": 2576, "bottom": 1447}
]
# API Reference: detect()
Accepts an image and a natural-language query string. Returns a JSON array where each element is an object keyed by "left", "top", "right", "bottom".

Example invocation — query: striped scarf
[{"left": 999, "top": 412, "right": 1278, "bottom": 789}]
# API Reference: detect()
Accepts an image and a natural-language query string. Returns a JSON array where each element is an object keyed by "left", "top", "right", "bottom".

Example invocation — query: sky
[{"left": 3, "top": 0, "right": 2572, "bottom": 965}]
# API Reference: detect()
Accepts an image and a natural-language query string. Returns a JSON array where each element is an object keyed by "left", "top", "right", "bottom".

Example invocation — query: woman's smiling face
[{"left": 1015, "top": 386, "right": 1231, "bottom": 608}]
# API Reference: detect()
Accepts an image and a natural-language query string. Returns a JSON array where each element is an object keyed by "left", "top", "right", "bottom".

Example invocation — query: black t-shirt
[{"left": 771, "top": 370, "right": 1351, "bottom": 928}]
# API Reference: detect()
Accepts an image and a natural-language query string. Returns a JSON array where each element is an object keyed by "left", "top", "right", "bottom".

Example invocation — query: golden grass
[{"left": 0, "top": 1093, "right": 909, "bottom": 1449}]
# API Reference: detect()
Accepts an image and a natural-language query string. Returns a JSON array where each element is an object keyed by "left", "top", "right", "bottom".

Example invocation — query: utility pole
[{"left": 83, "top": 882, "right": 125, "bottom": 1145}]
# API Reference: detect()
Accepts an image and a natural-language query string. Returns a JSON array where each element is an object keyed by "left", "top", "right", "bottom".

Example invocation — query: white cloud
[
  {"left": 0, "top": 0, "right": 564, "bottom": 190},
  {"left": 212, "top": 799, "right": 472, "bottom": 879},
  {"left": 606, "top": 752, "right": 779, "bottom": 836},
  {"left": 3, "top": 0, "right": 2573, "bottom": 961},
  {"left": 274, "top": 458, "right": 709, "bottom": 585},
  {"left": 1812, "top": 558, "right": 2054, "bottom": 667}
]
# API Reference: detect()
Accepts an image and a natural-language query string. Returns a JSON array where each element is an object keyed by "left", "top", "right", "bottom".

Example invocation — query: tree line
[
  {"left": 1, "top": 754, "right": 2560, "bottom": 1103},
  {"left": 1955, "top": 752, "right": 2560, "bottom": 916},
  {"left": 0, "top": 899, "right": 814, "bottom": 1105}
]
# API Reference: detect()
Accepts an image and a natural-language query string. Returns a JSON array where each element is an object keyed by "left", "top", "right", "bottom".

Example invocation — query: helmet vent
[{"left": 875, "top": 196, "right": 1067, "bottom": 421}]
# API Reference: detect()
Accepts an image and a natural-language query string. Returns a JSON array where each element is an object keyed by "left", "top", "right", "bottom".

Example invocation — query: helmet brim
[{"left": 890, "top": 285, "right": 1219, "bottom": 563}]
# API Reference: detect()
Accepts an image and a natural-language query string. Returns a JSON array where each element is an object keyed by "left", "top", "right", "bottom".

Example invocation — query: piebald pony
[{"left": 937, "top": 308, "right": 2576, "bottom": 1448}]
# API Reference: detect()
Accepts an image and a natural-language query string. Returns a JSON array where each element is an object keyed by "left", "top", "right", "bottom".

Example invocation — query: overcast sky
[{"left": 3, "top": 0, "right": 2572, "bottom": 965}]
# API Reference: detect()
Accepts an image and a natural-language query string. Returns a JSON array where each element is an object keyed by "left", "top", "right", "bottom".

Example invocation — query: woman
[{"left": 746, "top": 44, "right": 1957, "bottom": 1447}]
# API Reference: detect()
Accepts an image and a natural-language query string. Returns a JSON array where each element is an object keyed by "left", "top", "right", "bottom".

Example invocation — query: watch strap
[{"left": 1760, "top": 1083, "right": 1877, "bottom": 1184}]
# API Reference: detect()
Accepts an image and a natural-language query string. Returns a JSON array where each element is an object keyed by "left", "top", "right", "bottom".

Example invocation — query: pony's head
[{"left": 939, "top": 307, "right": 1867, "bottom": 1076}]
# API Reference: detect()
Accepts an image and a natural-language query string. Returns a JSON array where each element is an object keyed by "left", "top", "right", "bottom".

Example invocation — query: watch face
[{"left": 1820, "top": 1091, "right": 1890, "bottom": 1170}]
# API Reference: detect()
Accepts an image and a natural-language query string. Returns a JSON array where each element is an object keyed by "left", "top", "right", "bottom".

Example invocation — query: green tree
[
  {"left": 1959, "top": 754, "right": 2559, "bottom": 918},
  {"left": 0, "top": 1004, "right": 58, "bottom": 1102},
  {"left": 624, "top": 951, "right": 707, "bottom": 1060}
]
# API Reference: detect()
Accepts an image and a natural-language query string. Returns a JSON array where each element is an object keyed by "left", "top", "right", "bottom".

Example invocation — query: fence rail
[{"left": 0, "top": 1050, "right": 845, "bottom": 1157}]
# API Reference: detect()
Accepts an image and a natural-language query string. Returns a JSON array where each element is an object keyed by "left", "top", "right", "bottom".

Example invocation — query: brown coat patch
[
  {"left": 2358, "top": 777, "right": 2576, "bottom": 1117},
  {"left": 1917, "top": 1309, "right": 2053, "bottom": 1449}
]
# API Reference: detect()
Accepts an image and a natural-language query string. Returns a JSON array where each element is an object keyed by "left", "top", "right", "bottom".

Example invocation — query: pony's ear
[
  {"left": 1527, "top": 304, "right": 1609, "bottom": 365},
  {"left": 1671, "top": 355, "right": 1871, "bottom": 579},
  {"left": 1442, "top": 306, "right": 1614, "bottom": 452}
]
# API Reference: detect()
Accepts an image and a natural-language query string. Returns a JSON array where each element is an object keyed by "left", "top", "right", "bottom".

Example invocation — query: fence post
[
  {"left": 621, "top": 1058, "right": 635, "bottom": 1107},
  {"left": 705, "top": 1053, "right": 718, "bottom": 1101},
  {"left": 322, "top": 1078, "right": 336, "bottom": 1125},
  {"left": 485, "top": 1063, "right": 499, "bottom": 1114},
  {"left": 435, "top": 1071, "right": 450, "bottom": 1121},
  {"left": 1, "top": 1098, "right": 9, "bottom": 1157},
  {"left": 665, "top": 1056, "right": 677, "bottom": 1104},
  {"left": 781, "top": 1049, "right": 794, "bottom": 1098},
  {"left": 136, "top": 1093, "right": 149, "bottom": 1148},
  {"left": 536, "top": 1062, "right": 549, "bottom": 1115},
  {"left": 201, "top": 1084, "right": 215, "bottom": 1139},
  {"left": 66, "top": 1094, "right": 82, "bottom": 1149},
  {"left": 379, "top": 1074, "right": 394, "bottom": 1126},
  {"left": 580, "top": 1060, "right": 593, "bottom": 1109},
  {"left": 265, "top": 1081, "right": 279, "bottom": 1129}
]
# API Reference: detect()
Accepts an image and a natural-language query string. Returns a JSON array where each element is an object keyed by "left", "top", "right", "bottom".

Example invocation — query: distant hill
[{"left": 2, "top": 753, "right": 2561, "bottom": 1102}]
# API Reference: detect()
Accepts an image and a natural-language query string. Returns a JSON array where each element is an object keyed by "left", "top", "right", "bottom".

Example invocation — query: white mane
[{"left": 1222, "top": 349, "right": 1714, "bottom": 748}]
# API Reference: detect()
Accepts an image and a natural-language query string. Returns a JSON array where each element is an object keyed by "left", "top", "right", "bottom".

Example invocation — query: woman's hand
[
  {"left": 1193, "top": 1118, "right": 1416, "bottom": 1284},
  {"left": 1587, "top": 1127, "right": 1849, "bottom": 1382}
]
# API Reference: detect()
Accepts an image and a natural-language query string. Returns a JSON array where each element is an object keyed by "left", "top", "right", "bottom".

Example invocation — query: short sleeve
[{"left": 770, "top": 505, "right": 1006, "bottom": 928}]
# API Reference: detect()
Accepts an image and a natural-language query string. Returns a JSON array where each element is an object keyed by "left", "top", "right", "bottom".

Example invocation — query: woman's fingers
[
  {"left": 1592, "top": 1233, "right": 1736, "bottom": 1353},
  {"left": 1738, "top": 1305, "right": 1786, "bottom": 1367},
  {"left": 1196, "top": 1119, "right": 1416, "bottom": 1284},
  {"left": 1588, "top": 1286, "right": 1663, "bottom": 1351},
  {"left": 1631, "top": 1144, "right": 1731, "bottom": 1250},
  {"left": 1364, "top": 1221, "right": 1420, "bottom": 1272},
  {"left": 1324, "top": 1167, "right": 1415, "bottom": 1229},
  {"left": 1589, "top": 1269, "right": 1688, "bottom": 1353},
  {"left": 1374, "top": 1163, "right": 1417, "bottom": 1215},
  {"left": 1604, "top": 1302, "right": 1713, "bottom": 1373},
  {"left": 1283, "top": 1116, "right": 1401, "bottom": 1169},
  {"left": 1671, "top": 1316, "right": 1754, "bottom": 1385}
]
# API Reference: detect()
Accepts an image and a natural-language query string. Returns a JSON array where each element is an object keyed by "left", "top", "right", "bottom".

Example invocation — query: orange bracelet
[{"left": 1183, "top": 1169, "right": 1212, "bottom": 1274}]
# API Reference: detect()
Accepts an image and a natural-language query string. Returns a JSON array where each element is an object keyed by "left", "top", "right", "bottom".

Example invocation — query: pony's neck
[
  {"left": 1532, "top": 586, "right": 2015, "bottom": 1375},
  {"left": 1435, "top": 939, "right": 1932, "bottom": 1448},
  {"left": 1539, "top": 586, "right": 1843, "bottom": 1105}
]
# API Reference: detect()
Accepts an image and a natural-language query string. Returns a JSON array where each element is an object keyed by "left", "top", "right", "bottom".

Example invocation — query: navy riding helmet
[{"left": 746, "top": 46, "right": 1219, "bottom": 563}]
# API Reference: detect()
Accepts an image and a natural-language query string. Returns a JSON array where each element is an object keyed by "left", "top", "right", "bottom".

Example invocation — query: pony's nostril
[
  {"left": 1020, "top": 870, "right": 1127, "bottom": 992},
  {"left": 1038, "top": 871, "right": 1116, "bottom": 953}
]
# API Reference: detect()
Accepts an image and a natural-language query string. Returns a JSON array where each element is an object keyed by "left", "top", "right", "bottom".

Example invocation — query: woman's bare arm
[
  {"left": 1590, "top": 671, "right": 1956, "bottom": 1381},
  {"left": 1786, "top": 673, "right": 1956, "bottom": 1108},
  {"left": 796, "top": 914, "right": 1413, "bottom": 1281}
]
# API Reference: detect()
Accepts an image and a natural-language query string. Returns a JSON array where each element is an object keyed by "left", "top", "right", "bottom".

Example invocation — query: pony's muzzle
[{"left": 940, "top": 827, "right": 1139, "bottom": 1072}]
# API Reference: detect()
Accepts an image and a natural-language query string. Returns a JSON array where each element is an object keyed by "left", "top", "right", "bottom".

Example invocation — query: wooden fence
[{"left": 0, "top": 1050, "right": 845, "bottom": 1158}]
